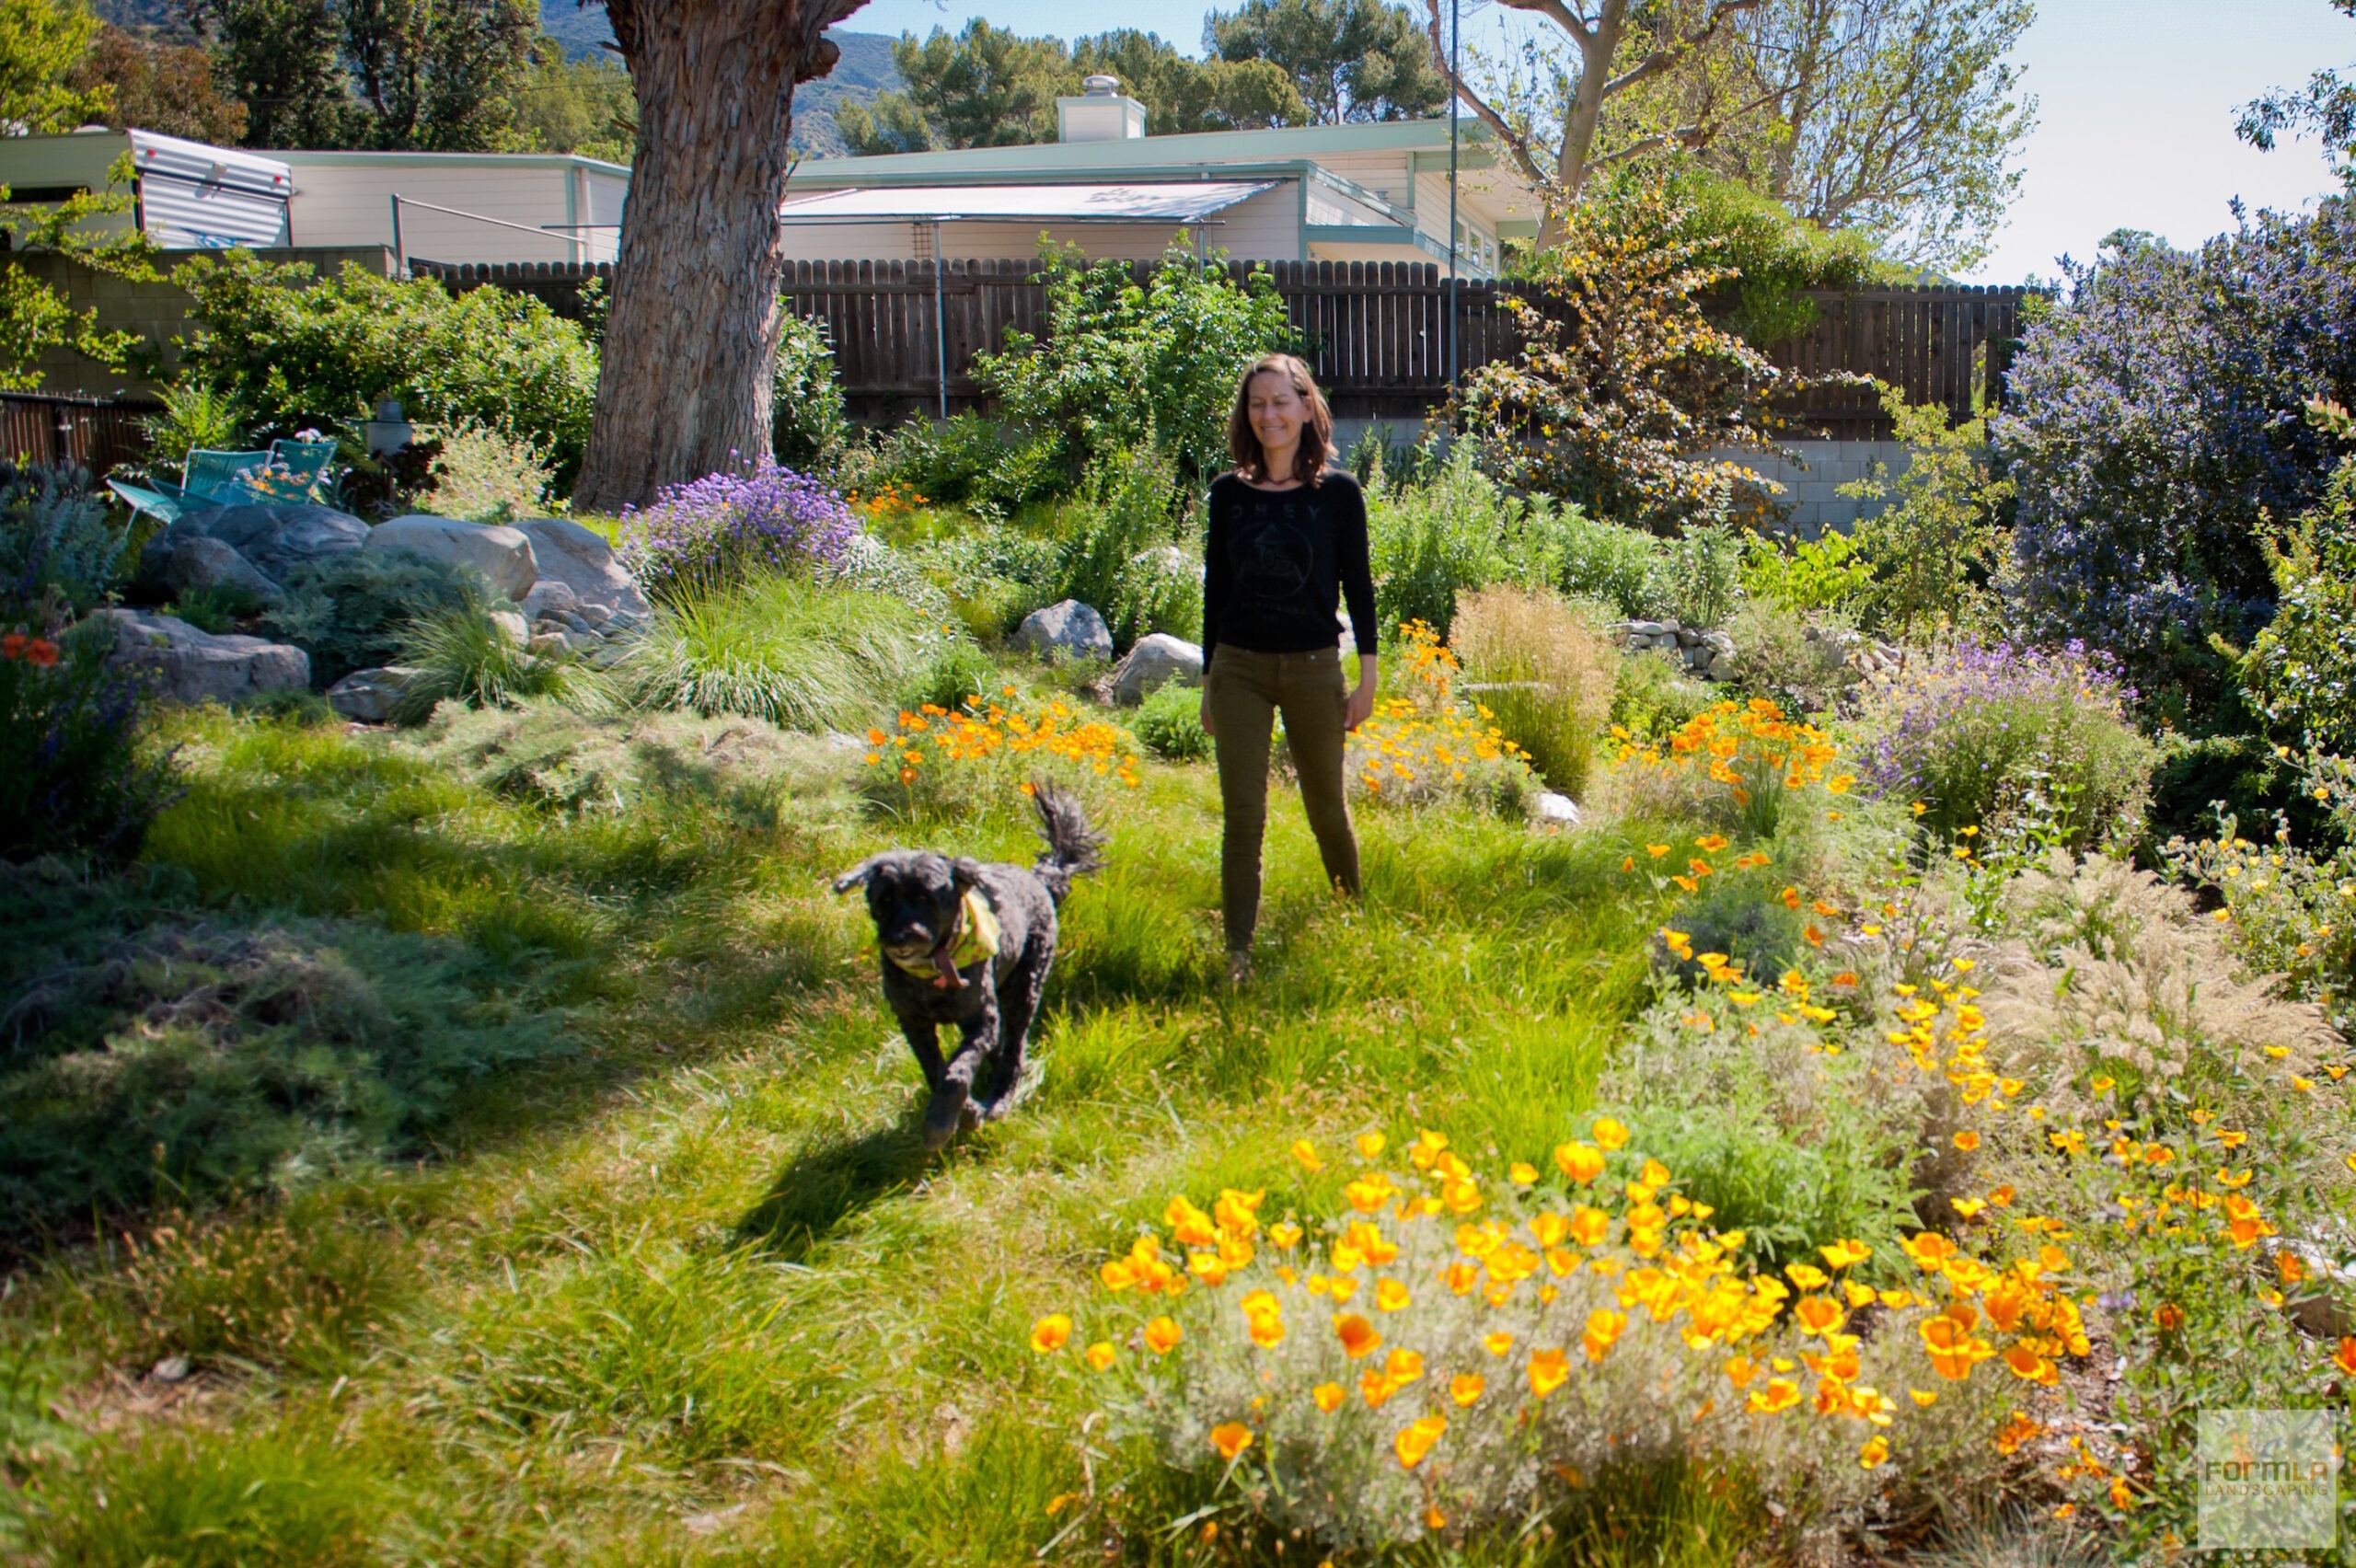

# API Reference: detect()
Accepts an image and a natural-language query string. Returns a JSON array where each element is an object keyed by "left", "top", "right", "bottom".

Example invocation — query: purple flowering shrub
[
  {"left": 1849, "top": 641, "right": 2154, "bottom": 850},
  {"left": 1994, "top": 203, "right": 2356, "bottom": 719},
  {"left": 614, "top": 454, "right": 861, "bottom": 603}
]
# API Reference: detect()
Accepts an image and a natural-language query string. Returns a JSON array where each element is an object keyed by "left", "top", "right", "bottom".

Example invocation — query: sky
[{"left": 839, "top": 0, "right": 2355, "bottom": 284}]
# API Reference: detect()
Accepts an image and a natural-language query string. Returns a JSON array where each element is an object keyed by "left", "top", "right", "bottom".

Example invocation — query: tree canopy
[
  {"left": 1204, "top": 0, "right": 1446, "bottom": 124},
  {"left": 2238, "top": 0, "right": 2356, "bottom": 184},
  {"left": 835, "top": 20, "right": 1309, "bottom": 154},
  {"left": 0, "top": 0, "right": 113, "bottom": 134}
]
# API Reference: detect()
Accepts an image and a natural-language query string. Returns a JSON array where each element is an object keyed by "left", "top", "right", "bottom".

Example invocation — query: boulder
[
  {"left": 1012, "top": 599, "right": 1113, "bottom": 662},
  {"left": 173, "top": 503, "right": 368, "bottom": 582},
  {"left": 1113, "top": 632, "right": 1204, "bottom": 705},
  {"left": 488, "top": 609, "right": 530, "bottom": 647},
  {"left": 94, "top": 608, "right": 308, "bottom": 705},
  {"left": 366, "top": 514, "right": 539, "bottom": 600},
  {"left": 1130, "top": 544, "right": 1195, "bottom": 582},
  {"left": 1534, "top": 791, "right": 1581, "bottom": 825},
  {"left": 514, "top": 517, "right": 652, "bottom": 619},
  {"left": 158, "top": 535, "right": 283, "bottom": 605},
  {"left": 520, "top": 579, "right": 578, "bottom": 621},
  {"left": 326, "top": 665, "right": 424, "bottom": 723}
]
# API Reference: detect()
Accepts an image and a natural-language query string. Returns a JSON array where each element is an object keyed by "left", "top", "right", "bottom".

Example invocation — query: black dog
[{"left": 834, "top": 785, "right": 1103, "bottom": 1148}]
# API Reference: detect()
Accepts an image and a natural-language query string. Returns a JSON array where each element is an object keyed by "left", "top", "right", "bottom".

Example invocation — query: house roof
[
  {"left": 785, "top": 118, "right": 1504, "bottom": 187},
  {"left": 777, "top": 179, "right": 1279, "bottom": 225}
]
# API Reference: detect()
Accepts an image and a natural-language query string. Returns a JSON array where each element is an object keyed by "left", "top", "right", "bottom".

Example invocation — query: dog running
[{"left": 834, "top": 784, "right": 1104, "bottom": 1148}]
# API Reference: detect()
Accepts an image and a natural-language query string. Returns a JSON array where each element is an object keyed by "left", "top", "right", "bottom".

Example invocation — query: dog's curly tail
[{"left": 1028, "top": 781, "right": 1105, "bottom": 905}]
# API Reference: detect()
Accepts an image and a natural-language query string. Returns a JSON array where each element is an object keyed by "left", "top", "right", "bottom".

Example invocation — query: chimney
[{"left": 1057, "top": 75, "right": 1147, "bottom": 143}]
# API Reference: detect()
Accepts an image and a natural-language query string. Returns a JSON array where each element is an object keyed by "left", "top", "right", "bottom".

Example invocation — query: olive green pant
[{"left": 1205, "top": 645, "right": 1361, "bottom": 954}]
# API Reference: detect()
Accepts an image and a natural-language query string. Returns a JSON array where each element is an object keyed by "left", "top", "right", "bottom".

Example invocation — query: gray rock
[
  {"left": 159, "top": 535, "right": 283, "bottom": 605},
  {"left": 366, "top": 514, "right": 539, "bottom": 600},
  {"left": 1673, "top": 625, "right": 1703, "bottom": 648},
  {"left": 585, "top": 641, "right": 631, "bottom": 670},
  {"left": 1012, "top": 599, "right": 1113, "bottom": 662},
  {"left": 514, "top": 517, "right": 652, "bottom": 618},
  {"left": 150, "top": 1355, "right": 191, "bottom": 1384},
  {"left": 528, "top": 632, "right": 572, "bottom": 657},
  {"left": 557, "top": 610, "right": 597, "bottom": 636},
  {"left": 1704, "top": 650, "right": 1738, "bottom": 681},
  {"left": 1701, "top": 630, "right": 1737, "bottom": 655},
  {"left": 1622, "top": 619, "right": 1667, "bottom": 639},
  {"left": 1130, "top": 544, "right": 1195, "bottom": 582},
  {"left": 1534, "top": 791, "right": 1581, "bottom": 824},
  {"left": 488, "top": 609, "right": 530, "bottom": 648},
  {"left": 326, "top": 665, "right": 424, "bottom": 722},
  {"left": 94, "top": 608, "right": 308, "bottom": 705},
  {"left": 1113, "top": 632, "right": 1205, "bottom": 705},
  {"left": 520, "top": 579, "right": 578, "bottom": 621},
  {"left": 575, "top": 601, "right": 612, "bottom": 628},
  {"left": 171, "top": 502, "right": 368, "bottom": 582}
]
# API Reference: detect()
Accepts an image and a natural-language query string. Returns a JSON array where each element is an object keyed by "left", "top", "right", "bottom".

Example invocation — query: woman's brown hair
[{"left": 1226, "top": 353, "right": 1334, "bottom": 487}]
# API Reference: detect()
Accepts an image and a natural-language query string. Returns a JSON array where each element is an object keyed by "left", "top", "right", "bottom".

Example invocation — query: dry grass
[{"left": 1449, "top": 586, "right": 1616, "bottom": 799}]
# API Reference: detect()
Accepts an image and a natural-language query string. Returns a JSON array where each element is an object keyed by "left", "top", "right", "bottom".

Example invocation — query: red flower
[
  {"left": 0, "top": 633, "right": 23, "bottom": 661},
  {"left": 26, "top": 638, "right": 59, "bottom": 667}
]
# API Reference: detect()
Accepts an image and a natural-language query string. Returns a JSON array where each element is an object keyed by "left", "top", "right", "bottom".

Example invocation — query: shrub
[
  {"left": 1838, "top": 389, "right": 2009, "bottom": 646},
  {"left": 139, "top": 380, "right": 247, "bottom": 468},
  {"left": 1367, "top": 444, "right": 1567, "bottom": 639},
  {"left": 1348, "top": 620, "right": 1540, "bottom": 816},
  {"left": 815, "top": 532, "right": 953, "bottom": 624},
  {"left": 159, "top": 579, "right": 267, "bottom": 635},
  {"left": 1551, "top": 510, "right": 1669, "bottom": 619},
  {"left": 1052, "top": 445, "right": 1196, "bottom": 646},
  {"left": 910, "top": 524, "right": 1067, "bottom": 641},
  {"left": 1994, "top": 209, "right": 2356, "bottom": 714},
  {"left": 2235, "top": 444, "right": 2356, "bottom": 753},
  {"left": 393, "top": 601, "right": 595, "bottom": 722},
  {"left": 0, "top": 617, "right": 178, "bottom": 863},
  {"left": 773, "top": 309, "right": 850, "bottom": 474},
  {"left": 863, "top": 690, "right": 1142, "bottom": 820},
  {"left": 1607, "top": 697, "right": 1845, "bottom": 840},
  {"left": 1741, "top": 525, "right": 1873, "bottom": 617},
  {"left": 1664, "top": 166, "right": 1892, "bottom": 347},
  {"left": 1849, "top": 641, "right": 2155, "bottom": 851},
  {"left": 1448, "top": 585, "right": 1613, "bottom": 797},
  {"left": 1607, "top": 647, "right": 1716, "bottom": 743},
  {"left": 2142, "top": 732, "right": 2327, "bottom": 855},
  {"left": 172, "top": 251, "right": 599, "bottom": 486},
  {"left": 614, "top": 454, "right": 861, "bottom": 603},
  {"left": 976, "top": 242, "right": 1297, "bottom": 486},
  {"left": 1, "top": 460, "right": 128, "bottom": 618},
  {"left": 895, "top": 638, "right": 1002, "bottom": 716},
  {"left": 1455, "top": 177, "right": 1799, "bottom": 534},
  {"left": 418, "top": 418, "right": 554, "bottom": 524},
  {"left": 623, "top": 575, "right": 941, "bottom": 732},
  {"left": 1724, "top": 601, "right": 1856, "bottom": 719},
  {"left": 267, "top": 550, "right": 484, "bottom": 688},
  {"left": 1663, "top": 522, "right": 1746, "bottom": 628},
  {"left": 1025, "top": 1122, "right": 2036, "bottom": 1556},
  {"left": 1131, "top": 678, "right": 1210, "bottom": 762},
  {"left": 859, "top": 411, "right": 1067, "bottom": 512}
]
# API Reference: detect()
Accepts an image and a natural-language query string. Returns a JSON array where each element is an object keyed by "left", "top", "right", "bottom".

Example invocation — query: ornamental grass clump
[
  {"left": 1346, "top": 620, "right": 1539, "bottom": 816},
  {"left": 623, "top": 575, "right": 941, "bottom": 732},
  {"left": 614, "top": 454, "right": 860, "bottom": 603},
  {"left": 1448, "top": 585, "right": 1614, "bottom": 798},
  {"left": 1024, "top": 1118, "right": 2079, "bottom": 1556},
  {"left": 1849, "top": 640, "right": 2154, "bottom": 851}
]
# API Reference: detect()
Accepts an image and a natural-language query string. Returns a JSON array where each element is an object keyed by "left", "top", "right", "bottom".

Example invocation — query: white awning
[
  {"left": 777, "top": 180, "right": 1279, "bottom": 225},
  {"left": 128, "top": 130, "right": 292, "bottom": 248}
]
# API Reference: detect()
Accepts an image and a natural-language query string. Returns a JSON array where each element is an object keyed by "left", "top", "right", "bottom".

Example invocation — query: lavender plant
[
  {"left": 614, "top": 454, "right": 862, "bottom": 604},
  {"left": 1849, "top": 640, "right": 2154, "bottom": 850}
]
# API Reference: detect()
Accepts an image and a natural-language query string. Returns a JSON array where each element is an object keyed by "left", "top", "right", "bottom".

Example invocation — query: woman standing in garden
[{"left": 1198, "top": 353, "right": 1378, "bottom": 985}]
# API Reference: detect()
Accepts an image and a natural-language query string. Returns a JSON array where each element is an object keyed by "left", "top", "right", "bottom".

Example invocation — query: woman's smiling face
[{"left": 1247, "top": 369, "right": 1306, "bottom": 465}]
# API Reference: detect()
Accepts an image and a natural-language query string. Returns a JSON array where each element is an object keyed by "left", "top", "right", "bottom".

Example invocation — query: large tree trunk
[{"left": 572, "top": 0, "right": 863, "bottom": 513}]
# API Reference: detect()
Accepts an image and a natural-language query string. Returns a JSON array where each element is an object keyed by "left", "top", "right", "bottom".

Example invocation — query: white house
[
  {"left": 0, "top": 128, "right": 628, "bottom": 264},
  {"left": 781, "top": 77, "right": 1541, "bottom": 276}
]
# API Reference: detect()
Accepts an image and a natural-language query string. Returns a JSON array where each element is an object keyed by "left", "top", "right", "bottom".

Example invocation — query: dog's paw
[{"left": 921, "top": 1082, "right": 971, "bottom": 1152}]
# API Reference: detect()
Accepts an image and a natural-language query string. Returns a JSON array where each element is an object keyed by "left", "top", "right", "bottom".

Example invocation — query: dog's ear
[
  {"left": 833, "top": 855, "right": 887, "bottom": 894},
  {"left": 951, "top": 857, "right": 984, "bottom": 892}
]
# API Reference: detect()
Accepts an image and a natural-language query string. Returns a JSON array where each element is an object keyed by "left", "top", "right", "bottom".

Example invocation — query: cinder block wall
[
  {"left": 6, "top": 247, "right": 394, "bottom": 398},
  {"left": 1702, "top": 441, "right": 1913, "bottom": 537}
]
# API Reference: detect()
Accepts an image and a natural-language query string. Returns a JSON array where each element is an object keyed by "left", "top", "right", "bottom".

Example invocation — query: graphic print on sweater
[{"left": 1230, "top": 500, "right": 1314, "bottom": 614}]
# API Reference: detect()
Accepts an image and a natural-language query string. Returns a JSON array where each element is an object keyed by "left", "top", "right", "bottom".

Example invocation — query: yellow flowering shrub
[
  {"left": 1608, "top": 698, "right": 1847, "bottom": 839},
  {"left": 862, "top": 688, "right": 1141, "bottom": 818},
  {"left": 1026, "top": 1119, "right": 2090, "bottom": 1554},
  {"left": 1347, "top": 621, "right": 1540, "bottom": 817}
]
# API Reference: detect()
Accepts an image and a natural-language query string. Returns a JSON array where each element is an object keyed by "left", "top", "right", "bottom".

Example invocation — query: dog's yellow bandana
[{"left": 889, "top": 889, "right": 1002, "bottom": 986}]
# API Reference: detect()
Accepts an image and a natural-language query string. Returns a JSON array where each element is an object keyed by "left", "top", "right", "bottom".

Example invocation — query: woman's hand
[{"left": 1345, "top": 660, "right": 1376, "bottom": 733}]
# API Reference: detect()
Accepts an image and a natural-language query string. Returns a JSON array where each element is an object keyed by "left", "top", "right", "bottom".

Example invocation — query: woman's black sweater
[{"left": 1200, "top": 470, "right": 1378, "bottom": 664}]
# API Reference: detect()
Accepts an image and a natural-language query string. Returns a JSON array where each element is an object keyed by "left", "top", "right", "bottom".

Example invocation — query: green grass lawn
[{"left": 0, "top": 692, "right": 1686, "bottom": 1566}]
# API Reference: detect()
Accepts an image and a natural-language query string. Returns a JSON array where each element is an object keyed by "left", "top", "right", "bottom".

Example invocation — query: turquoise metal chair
[
  {"left": 267, "top": 438, "right": 340, "bottom": 495},
  {"left": 183, "top": 448, "right": 275, "bottom": 502},
  {"left": 107, "top": 476, "right": 190, "bottom": 525}
]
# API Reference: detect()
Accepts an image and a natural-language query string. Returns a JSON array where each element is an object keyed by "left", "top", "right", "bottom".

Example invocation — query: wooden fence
[
  {"left": 0, "top": 391, "right": 161, "bottom": 472},
  {"left": 413, "top": 257, "right": 2030, "bottom": 439}
]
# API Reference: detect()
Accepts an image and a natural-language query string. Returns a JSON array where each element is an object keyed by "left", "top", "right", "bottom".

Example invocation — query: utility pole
[{"left": 1446, "top": 0, "right": 1461, "bottom": 394}]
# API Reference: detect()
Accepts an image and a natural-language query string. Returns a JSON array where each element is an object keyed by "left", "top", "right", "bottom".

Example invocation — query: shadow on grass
[{"left": 735, "top": 1118, "right": 936, "bottom": 1260}]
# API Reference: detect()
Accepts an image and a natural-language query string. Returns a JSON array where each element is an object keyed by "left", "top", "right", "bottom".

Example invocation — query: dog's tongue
[{"left": 931, "top": 946, "right": 965, "bottom": 988}]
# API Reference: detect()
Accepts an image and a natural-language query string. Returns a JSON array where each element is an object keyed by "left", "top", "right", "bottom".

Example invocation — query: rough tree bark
[
  {"left": 1421, "top": 0, "right": 1764, "bottom": 248},
  {"left": 572, "top": 0, "right": 868, "bottom": 513}
]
